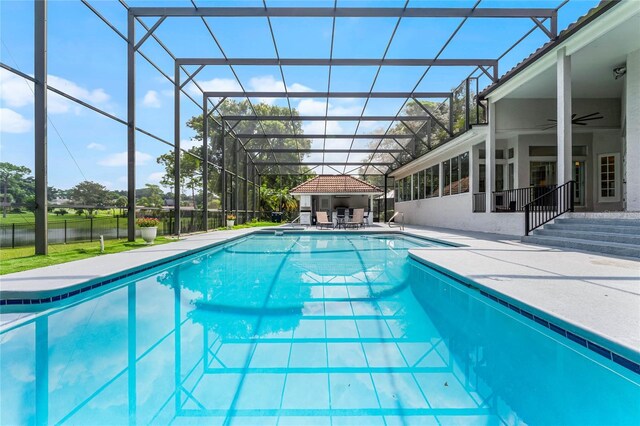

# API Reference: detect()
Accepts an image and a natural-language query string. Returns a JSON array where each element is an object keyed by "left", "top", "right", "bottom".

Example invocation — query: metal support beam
[
  {"left": 222, "top": 115, "right": 432, "bottom": 122},
  {"left": 234, "top": 137, "right": 239, "bottom": 220},
  {"left": 204, "top": 91, "right": 450, "bottom": 99},
  {"left": 449, "top": 94, "right": 454, "bottom": 136},
  {"left": 247, "top": 148, "right": 404, "bottom": 153},
  {"left": 34, "top": 0, "right": 48, "bottom": 255},
  {"left": 130, "top": 7, "right": 557, "bottom": 19},
  {"left": 530, "top": 16, "right": 555, "bottom": 39},
  {"left": 245, "top": 151, "right": 249, "bottom": 223},
  {"left": 221, "top": 124, "right": 226, "bottom": 218},
  {"left": 179, "top": 64, "right": 206, "bottom": 89},
  {"left": 202, "top": 95, "right": 209, "bottom": 230},
  {"left": 173, "top": 62, "right": 181, "bottom": 236},
  {"left": 383, "top": 175, "right": 388, "bottom": 223},
  {"left": 176, "top": 58, "right": 498, "bottom": 67},
  {"left": 127, "top": 10, "right": 136, "bottom": 242},
  {"left": 235, "top": 134, "right": 414, "bottom": 139},
  {"left": 411, "top": 98, "right": 453, "bottom": 137},
  {"left": 465, "top": 78, "right": 471, "bottom": 131},
  {"left": 134, "top": 16, "right": 166, "bottom": 51},
  {"left": 255, "top": 162, "right": 392, "bottom": 166}
]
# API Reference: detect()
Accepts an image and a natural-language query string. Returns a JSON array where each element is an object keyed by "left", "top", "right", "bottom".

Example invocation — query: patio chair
[
  {"left": 316, "top": 211, "right": 333, "bottom": 230},
  {"left": 346, "top": 208, "right": 364, "bottom": 229}
]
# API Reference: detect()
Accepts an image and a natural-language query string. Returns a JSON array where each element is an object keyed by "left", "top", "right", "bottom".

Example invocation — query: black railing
[
  {"left": 0, "top": 209, "right": 263, "bottom": 248},
  {"left": 472, "top": 193, "right": 486, "bottom": 213},
  {"left": 524, "top": 181, "right": 574, "bottom": 235},
  {"left": 492, "top": 185, "right": 556, "bottom": 212}
]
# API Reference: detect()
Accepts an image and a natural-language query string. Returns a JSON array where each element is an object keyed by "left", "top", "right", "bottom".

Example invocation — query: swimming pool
[{"left": 1, "top": 233, "right": 638, "bottom": 425}]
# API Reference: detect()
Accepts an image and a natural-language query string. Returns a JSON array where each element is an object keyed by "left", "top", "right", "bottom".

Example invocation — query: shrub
[
  {"left": 226, "top": 214, "right": 236, "bottom": 221},
  {"left": 136, "top": 217, "right": 160, "bottom": 227}
]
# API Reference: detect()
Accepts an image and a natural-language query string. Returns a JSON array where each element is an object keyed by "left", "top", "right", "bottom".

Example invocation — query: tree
[
  {"left": 69, "top": 181, "right": 112, "bottom": 216},
  {"left": 158, "top": 99, "right": 316, "bottom": 212},
  {"left": 157, "top": 147, "right": 202, "bottom": 209},
  {"left": 0, "top": 162, "right": 33, "bottom": 217},
  {"left": 115, "top": 195, "right": 128, "bottom": 216},
  {"left": 138, "top": 184, "right": 164, "bottom": 208},
  {"left": 259, "top": 185, "right": 298, "bottom": 217}
]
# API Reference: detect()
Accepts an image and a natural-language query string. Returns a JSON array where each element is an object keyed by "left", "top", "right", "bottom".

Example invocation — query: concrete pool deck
[{"left": 1, "top": 224, "right": 638, "bottom": 362}]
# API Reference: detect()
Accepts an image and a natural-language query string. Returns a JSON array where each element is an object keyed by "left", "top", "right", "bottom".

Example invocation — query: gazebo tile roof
[{"left": 290, "top": 175, "right": 382, "bottom": 194}]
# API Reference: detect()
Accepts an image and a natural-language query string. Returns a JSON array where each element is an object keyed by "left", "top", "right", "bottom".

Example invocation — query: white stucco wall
[{"left": 395, "top": 195, "right": 525, "bottom": 236}]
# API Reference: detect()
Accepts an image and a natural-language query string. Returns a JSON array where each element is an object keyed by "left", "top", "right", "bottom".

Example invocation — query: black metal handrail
[
  {"left": 524, "top": 180, "right": 574, "bottom": 235},
  {"left": 492, "top": 185, "right": 556, "bottom": 212}
]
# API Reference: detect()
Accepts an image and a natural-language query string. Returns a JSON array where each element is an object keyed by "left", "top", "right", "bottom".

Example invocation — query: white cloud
[
  {"left": 142, "top": 90, "right": 162, "bottom": 108},
  {"left": 0, "top": 69, "right": 112, "bottom": 115},
  {"left": 48, "top": 75, "right": 110, "bottom": 104},
  {"left": 0, "top": 108, "right": 31, "bottom": 133},
  {"left": 297, "top": 99, "right": 361, "bottom": 117},
  {"left": 86, "top": 142, "right": 106, "bottom": 151},
  {"left": 147, "top": 172, "right": 165, "bottom": 183},
  {"left": 0, "top": 70, "right": 33, "bottom": 108},
  {"left": 181, "top": 138, "right": 201, "bottom": 150},
  {"left": 188, "top": 75, "right": 312, "bottom": 105},
  {"left": 189, "top": 78, "right": 242, "bottom": 96},
  {"left": 98, "top": 150, "right": 153, "bottom": 167}
]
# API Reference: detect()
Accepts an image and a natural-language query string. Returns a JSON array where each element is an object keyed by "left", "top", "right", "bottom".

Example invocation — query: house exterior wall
[{"left": 391, "top": 98, "right": 625, "bottom": 235}]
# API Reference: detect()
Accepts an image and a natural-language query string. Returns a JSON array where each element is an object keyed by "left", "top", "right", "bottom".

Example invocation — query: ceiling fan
[{"left": 539, "top": 112, "right": 604, "bottom": 130}]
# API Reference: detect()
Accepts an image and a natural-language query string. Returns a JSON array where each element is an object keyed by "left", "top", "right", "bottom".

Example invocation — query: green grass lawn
[
  {"left": 0, "top": 221, "right": 279, "bottom": 275},
  {"left": 0, "top": 237, "right": 174, "bottom": 275}
]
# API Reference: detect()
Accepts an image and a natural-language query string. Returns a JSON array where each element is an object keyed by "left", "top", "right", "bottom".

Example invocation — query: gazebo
[{"left": 290, "top": 175, "right": 383, "bottom": 226}]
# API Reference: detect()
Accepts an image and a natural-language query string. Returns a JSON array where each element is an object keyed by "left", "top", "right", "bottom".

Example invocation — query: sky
[{"left": 0, "top": 0, "right": 600, "bottom": 190}]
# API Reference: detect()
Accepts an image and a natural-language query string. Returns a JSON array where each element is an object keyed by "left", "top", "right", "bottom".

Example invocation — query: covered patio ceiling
[{"left": 119, "top": 0, "right": 596, "bottom": 177}]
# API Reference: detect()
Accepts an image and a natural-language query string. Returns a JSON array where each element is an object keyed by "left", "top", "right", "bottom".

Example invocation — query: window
[
  {"left": 443, "top": 152, "right": 469, "bottom": 196},
  {"left": 479, "top": 164, "right": 486, "bottom": 193},
  {"left": 508, "top": 148, "right": 514, "bottom": 159},
  {"left": 599, "top": 153, "right": 619, "bottom": 202},
  {"left": 423, "top": 164, "right": 439, "bottom": 198},
  {"left": 413, "top": 172, "right": 420, "bottom": 200},
  {"left": 403, "top": 177, "right": 411, "bottom": 201},
  {"left": 443, "top": 159, "right": 451, "bottom": 196},
  {"left": 460, "top": 152, "right": 469, "bottom": 193}
]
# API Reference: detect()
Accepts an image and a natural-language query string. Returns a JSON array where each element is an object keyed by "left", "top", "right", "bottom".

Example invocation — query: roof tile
[{"left": 290, "top": 175, "right": 382, "bottom": 194}]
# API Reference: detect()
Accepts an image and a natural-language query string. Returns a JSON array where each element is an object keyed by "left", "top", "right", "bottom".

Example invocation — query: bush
[
  {"left": 136, "top": 217, "right": 160, "bottom": 227},
  {"left": 55, "top": 209, "right": 68, "bottom": 216}
]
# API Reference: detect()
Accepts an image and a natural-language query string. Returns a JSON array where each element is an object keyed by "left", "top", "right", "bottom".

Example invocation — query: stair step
[
  {"left": 555, "top": 218, "right": 640, "bottom": 227},
  {"left": 521, "top": 235, "right": 640, "bottom": 258},
  {"left": 545, "top": 223, "right": 640, "bottom": 234},
  {"left": 533, "top": 229, "right": 640, "bottom": 245}
]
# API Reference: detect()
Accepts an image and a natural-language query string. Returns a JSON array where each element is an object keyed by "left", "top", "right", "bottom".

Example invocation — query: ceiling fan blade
[
  {"left": 571, "top": 113, "right": 577, "bottom": 118},
  {"left": 574, "top": 122, "right": 587, "bottom": 126},
  {"left": 577, "top": 112, "right": 602, "bottom": 119},
  {"left": 576, "top": 116, "right": 604, "bottom": 122},
  {"left": 547, "top": 119, "right": 557, "bottom": 122}
]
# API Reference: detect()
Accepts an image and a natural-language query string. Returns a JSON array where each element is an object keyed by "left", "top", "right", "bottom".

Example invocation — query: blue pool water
[{"left": 1, "top": 233, "right": 639, "bottom": 425}]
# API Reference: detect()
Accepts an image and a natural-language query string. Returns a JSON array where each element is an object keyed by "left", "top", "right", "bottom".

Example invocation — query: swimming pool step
[
  {"left": 533, "top": 228, "right": 640, "bottom": 245},
  {"left": 521, "top": 235, "right": 640, "bottom": 258}
]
